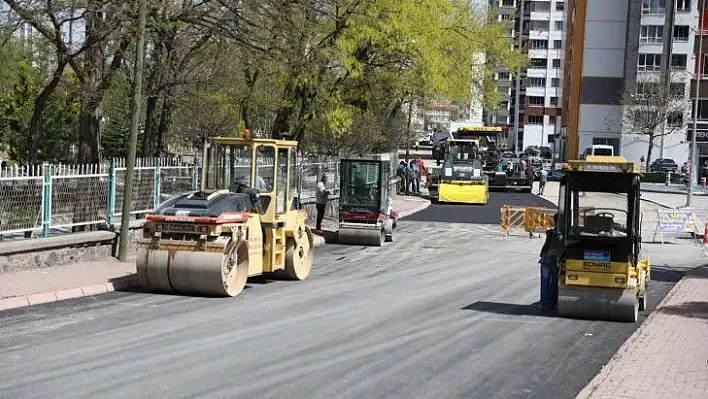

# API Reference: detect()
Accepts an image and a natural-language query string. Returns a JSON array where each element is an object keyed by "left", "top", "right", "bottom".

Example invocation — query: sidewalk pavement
[
  {"left": 0, "top": 195, "right": 430, "bottom": 312},
  {"left": 577, "top": 267, "right": 708, "bottom": 399}
]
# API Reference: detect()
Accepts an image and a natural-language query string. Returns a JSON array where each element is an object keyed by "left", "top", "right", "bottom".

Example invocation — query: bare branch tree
[{"left": 619, "top": 72, "right": 690, "bottom": 170}]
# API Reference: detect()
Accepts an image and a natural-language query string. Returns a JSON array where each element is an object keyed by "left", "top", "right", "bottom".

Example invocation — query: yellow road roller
[
  {"left": 556, "top": 156, "right": 651, "bottom": 322},
  {"left": 337, "top": 154, "right": 398, "bottom": 246},
  {"left": 428, "top": 139, "right": 489, "bottom": 204},
  {"left": 136, "top": 137, "right": 315, "bottom": 297}
]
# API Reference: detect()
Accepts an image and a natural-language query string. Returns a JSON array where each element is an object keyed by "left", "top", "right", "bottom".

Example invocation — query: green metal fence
[{"left": 0, "top": 157, "right": 342, "bottom": 241}]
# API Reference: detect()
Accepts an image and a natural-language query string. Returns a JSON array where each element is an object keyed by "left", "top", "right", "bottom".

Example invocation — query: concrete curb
[
  {"left": 397, "top": 199, "right": 432, "bottom": 219},
  {"left": 0, "top": 275, "right": 140, "bottom": 312},
  {"left": 575, "top": 275, "right": 689, "bottom": 399}
]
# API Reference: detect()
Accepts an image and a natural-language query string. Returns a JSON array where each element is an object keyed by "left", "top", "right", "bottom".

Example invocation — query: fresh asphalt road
[{"left": 0, "top": 193, "right": 683, "bottom": 399}]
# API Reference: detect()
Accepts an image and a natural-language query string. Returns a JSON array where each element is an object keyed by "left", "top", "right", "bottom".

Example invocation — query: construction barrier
[
  {"left": 500, "top": 205, "right": 595, "bottom": 237},
  {"left": 499, "top": 205, "right": 527, "bottom": 235}
]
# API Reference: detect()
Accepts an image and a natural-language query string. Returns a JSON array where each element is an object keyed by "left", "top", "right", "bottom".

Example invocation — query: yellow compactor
[
  {"left": 136, "top": 137, "right": 315, "bottom": 297},
  {"left": 428, "top": 139, "right": 489, "bottom": 204},
  {"left": 555, "top": 156, "right": 651, "bottom": 322}
]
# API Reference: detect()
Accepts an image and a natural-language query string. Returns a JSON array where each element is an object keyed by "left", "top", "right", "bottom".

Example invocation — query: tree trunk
[
  {"left": 142, "top": 94, "right": 160, "bottom": 157},
  {"left": 27, "top": 61, "right": 67, "bottom": 165},
  {"left": 646, "top": 134, "right": 655, "bottom": 172},
  {"left": 156, "top": 92, "right": 175, "bottom": 156}
]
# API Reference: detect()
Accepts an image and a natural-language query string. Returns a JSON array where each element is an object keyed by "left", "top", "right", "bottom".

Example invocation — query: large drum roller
[
  {"left": 136, "top": 136, "right": 315, "bottom": 298},
  {"left": 337, "top": 154, "right": 397, "bottom": 247},
  {"left": 553, "top": 156, "right": 650, "bottom": 323}
]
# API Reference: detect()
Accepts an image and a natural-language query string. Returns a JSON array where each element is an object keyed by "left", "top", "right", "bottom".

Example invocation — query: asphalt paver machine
[
  {"left": 136, "top": 137, "right": 315, "bottom": 297},
  {"left": 555, "top": 156, "right": 651, "bottom": 322},
  {"left": 337, "top": 154, "right": 398, "bottom": 246}
]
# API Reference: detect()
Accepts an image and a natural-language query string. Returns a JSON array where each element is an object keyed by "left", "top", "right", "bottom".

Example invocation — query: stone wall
[{"left": 0, "top": 226, "right": 144, "bottom": 274}]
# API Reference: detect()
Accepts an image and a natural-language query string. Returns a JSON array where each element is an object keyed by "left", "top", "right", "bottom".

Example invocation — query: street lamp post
[{"left": 688, "top": 2, "right": 705, "bottom": 208}]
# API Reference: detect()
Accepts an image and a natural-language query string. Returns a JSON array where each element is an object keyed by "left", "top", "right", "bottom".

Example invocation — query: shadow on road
[
  {"left": 659, "top": 301, "right": 708, "bottom": 321},
  {"left": 648, "top": 265, "right": 685, "bottom": 283},
  {"left": 462, "top": 300, "right": 558, "bottom": 318}
]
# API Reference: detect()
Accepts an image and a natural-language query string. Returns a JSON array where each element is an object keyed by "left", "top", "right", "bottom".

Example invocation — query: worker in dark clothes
[{"left": 539, "top": 213, "right": 559, "bottom": 311}]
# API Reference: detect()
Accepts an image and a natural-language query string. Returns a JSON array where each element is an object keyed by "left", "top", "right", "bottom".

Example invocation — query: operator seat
[{"left": 584, "top": 215, "right": 614, "bottom": 234}]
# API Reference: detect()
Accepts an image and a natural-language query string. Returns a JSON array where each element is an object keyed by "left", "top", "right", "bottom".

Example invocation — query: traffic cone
[{"left": 703, "top": 223, "right": 708, "bottom": 245}]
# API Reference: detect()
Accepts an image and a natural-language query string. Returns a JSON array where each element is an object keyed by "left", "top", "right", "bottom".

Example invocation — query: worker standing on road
[
  {"left": 416, "top": 157, "right": 428, "bottom": 189},
  {"left": 538, "top": 168, "right": 548, "bottom": 195},
  {"left": 408, "top": 160, "right": 419, "bottom": 194},
  {"left": 315, "top": 174, "right": 330, "bottom": 231},
  {"left": 539, "top": 213, "right": 559, "bottom": 311},
  {"left": 396, "top": 161, "right": 409, "bottom": 194}
]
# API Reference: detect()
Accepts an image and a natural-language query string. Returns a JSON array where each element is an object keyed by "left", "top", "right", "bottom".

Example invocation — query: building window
[
  {"left": 670, "top": 83, "right": 685, "bottom": 97},
  {"left": 528, "top": 77, "right": 546, "bottom": 87},
  {"left": 640, "top": 25, "right": 663, "bottom": 43},
  {"left": 528, "top": 115, "right": 544, "bottom": 124},
  {"left": 556, "top": 2, "right": 564, "bottom": 11},
  {"left": 554, "top": 21, "right": 563, "bottom": 30},
  {"left": 553, "top": 40, "right": 562, "bottom": 49},
  {"left": 529, "top": 39, "right": 548, "bottom": 49},
  {"left": 500, "top": 14, "right": 514, "bottom": 21},
  {"left": 528, "top": 96, "right": 544, "bottom": 107},
  {"left": 671, "top": 54, "right": 687, "bottom": 70},
  {"left": 673, "top": 25, "right": 689, "bottom": 42},
  {"left": 501, "top": 0, "right": 515, "bottom": 6},
  {"left": 530, "top": 58, "right": 547, "bottom": 67},
  {"left": 638, "top": 53, "right": 662, "bottom": 71},
  {"left": 550, "top": 97, "right": 559, "bottom": 105},
  {"left": 692, "top": 100, "right": 708, "bottom": 120},
  {"left": 497, "top": 72, "right": 510, "bottom": 80},
  {"left": 552, "top": 59, "right": 561, "bottom": 68},
  {"left": 551, "top": 78, "right": 560, "bottom": 87},
  {"left": 667, "top": 112, "right": 683, "bottom": 128},
  {"left": 642, "top": 0, "right": 665, "bottom": 14},
  {"left": 636, "top": 82, "right": 659, "bottom": 96},
  {"left": 530, "top": 20, "right": 550, "bottom": 31},
  {"left": 530, "top": 1, "right": 550, "bottom": 12},
  {"left": 676, "top": 0, "right": 690, "bottom": 12}
]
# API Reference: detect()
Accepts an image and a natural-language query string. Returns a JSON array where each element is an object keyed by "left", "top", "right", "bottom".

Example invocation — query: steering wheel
[{"left": 597, "top": 212, "right": 615, "bottom": 219}]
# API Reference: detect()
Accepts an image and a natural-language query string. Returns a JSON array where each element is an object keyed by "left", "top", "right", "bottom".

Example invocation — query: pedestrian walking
[
  {"left": 315, "top": 174, "right": 330, "bottom": 231},
  {"left": 538, "top": 168, "right": 548, "bottom": 195},
  {"left": 539, "top": 213, "right": 559, "bottom": 311}
]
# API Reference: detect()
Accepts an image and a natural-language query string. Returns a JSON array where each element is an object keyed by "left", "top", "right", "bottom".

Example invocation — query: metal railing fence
[{"left": 0, "top": 157, "right": 344, "bottom": 241}]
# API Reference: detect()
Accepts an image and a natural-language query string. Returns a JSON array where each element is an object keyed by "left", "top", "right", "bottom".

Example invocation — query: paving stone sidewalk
[
  {"left": 0, "top": 195, "right": 430, "bottom": 311},
  {"left": 577, "top": 267, "right": 708, "bottom": 399}
]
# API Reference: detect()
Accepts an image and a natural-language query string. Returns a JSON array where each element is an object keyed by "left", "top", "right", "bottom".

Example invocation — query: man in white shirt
[{"left": 315, "top": 174, "right": 330, "bottom": 231}]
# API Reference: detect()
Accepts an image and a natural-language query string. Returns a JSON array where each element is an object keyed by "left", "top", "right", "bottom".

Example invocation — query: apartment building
[
  {"left": 562, "top": 0, "right": 697, "bottom": 163},
  {"left": 487, "top": 0, "right": 566, "bottom": 153}
]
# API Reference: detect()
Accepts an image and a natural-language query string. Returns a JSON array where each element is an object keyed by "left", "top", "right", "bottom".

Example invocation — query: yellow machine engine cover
[{"left": 439, "top": 181, "right": 488, "bottom": 204}]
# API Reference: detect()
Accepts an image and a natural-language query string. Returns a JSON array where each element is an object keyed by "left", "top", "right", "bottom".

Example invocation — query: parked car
[
  {"left": 415, "top": 133, "right": 433, "bottom": 146},
  {"left": 649, "top": 158, "right": 679, "bottom": 173}
]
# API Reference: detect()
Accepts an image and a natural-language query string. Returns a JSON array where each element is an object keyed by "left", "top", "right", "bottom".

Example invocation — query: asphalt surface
[
  {"left": 408, "top": 191, "right": 555, "bottom": 224},
  {"left": 0, "top": 193, "right": 684, "bottom": 399}
]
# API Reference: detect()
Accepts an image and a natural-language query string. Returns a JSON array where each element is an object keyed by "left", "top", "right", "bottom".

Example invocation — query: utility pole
[
  {"left": 118, "top": 0, "right": 147, "bottom": 262},
  {"left": 688, "top": 1, "right": 705, "bottom": 208},
  {"left": 512, "top": 0, "right": 526, "bottom": 153},
  {"left": 405, "top": 97, "right": 413, "bottom": 162},
  {"left": 659, "top": 2, "right": 676, "bottom": 159}
]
